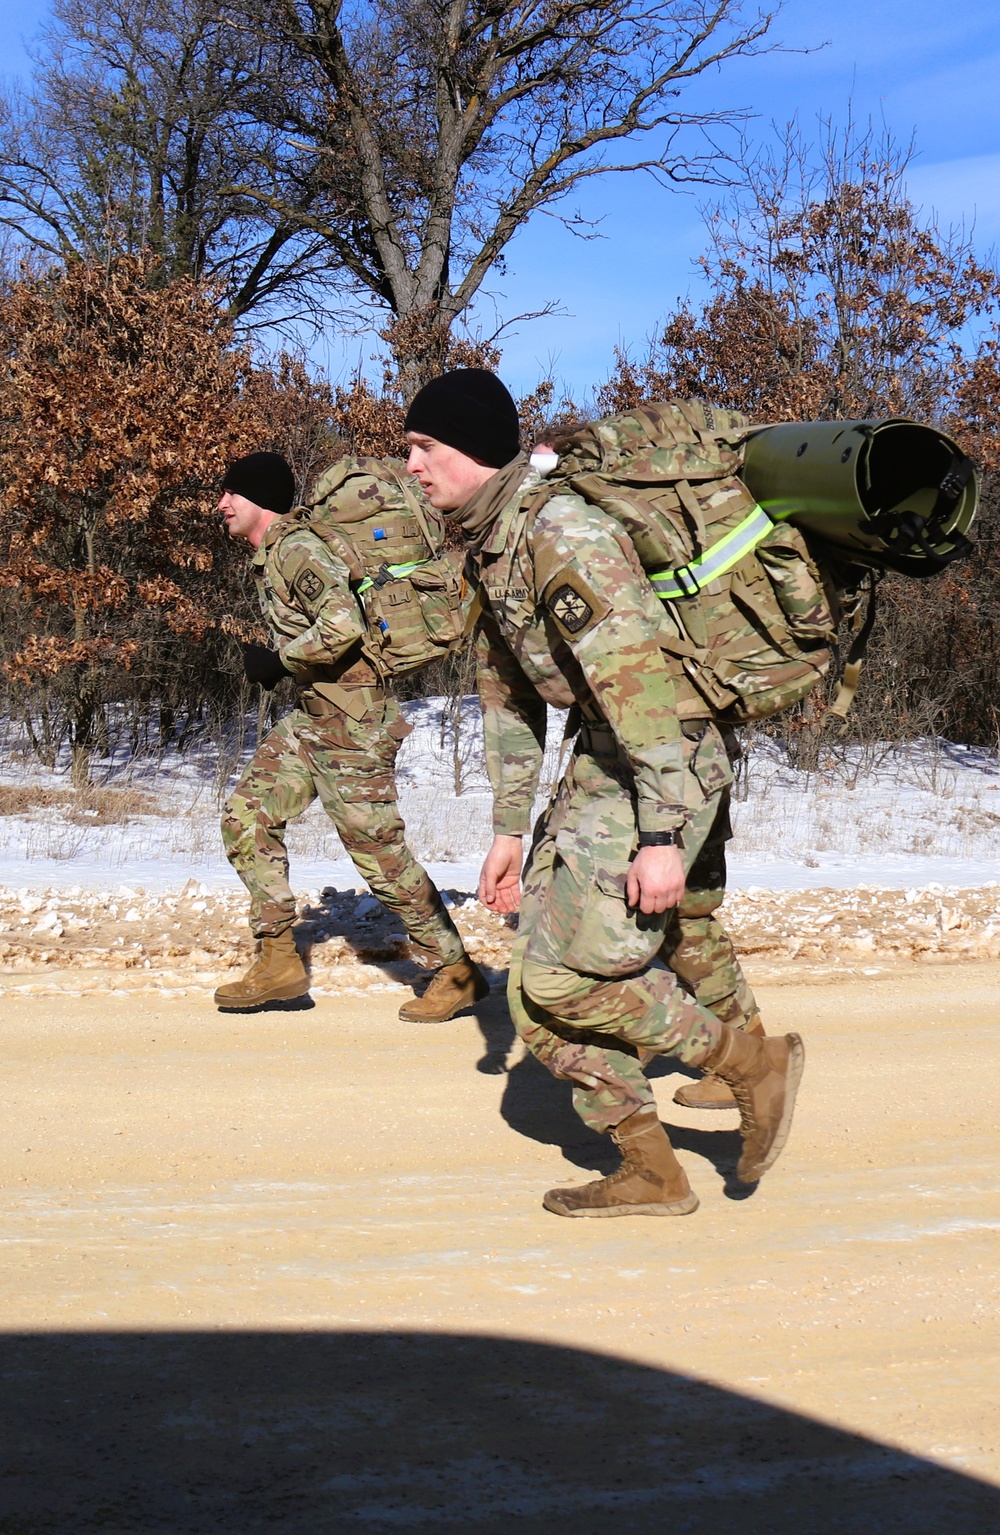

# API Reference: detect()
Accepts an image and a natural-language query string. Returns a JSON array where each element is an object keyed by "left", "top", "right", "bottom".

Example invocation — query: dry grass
[{"left": 0, "top": 785, "right": 155, "bottom": 824}]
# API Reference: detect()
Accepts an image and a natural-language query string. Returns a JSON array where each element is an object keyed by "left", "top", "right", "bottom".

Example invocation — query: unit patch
[
  {"left": 549, "top": 584, "right": 592, "bottom": 632},
  {"left": 544, "top": 570, "right": 610, "bottom": 639},
  {"left": 296, "top": 568, "right": 326, "bottom": 603}
]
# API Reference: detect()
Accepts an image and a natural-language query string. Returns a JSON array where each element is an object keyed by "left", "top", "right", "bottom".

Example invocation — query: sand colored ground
[{"left": 2, "top": 960, "right": 999, "bottom": 1531}]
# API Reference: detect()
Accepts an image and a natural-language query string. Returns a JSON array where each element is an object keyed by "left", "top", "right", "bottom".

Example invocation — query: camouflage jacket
[
  {"left": 468, "top": 468, "right": 687, "bottom": 838},
  {"left": 252, "top": 518, "right": 365, "bottom": 679}
]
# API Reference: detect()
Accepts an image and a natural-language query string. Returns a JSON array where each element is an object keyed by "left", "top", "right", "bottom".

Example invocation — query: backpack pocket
[
  {"left": 756, "top": 525, "right": 837, "bottom": 644},
  {"left": 407, "top": 557, "right": 469, "bottom": 646}
]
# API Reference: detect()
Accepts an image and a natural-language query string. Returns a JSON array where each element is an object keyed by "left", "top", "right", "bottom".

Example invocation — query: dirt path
[{"left": 3, "top": 961, "right": 1000, "bottom": 1532}]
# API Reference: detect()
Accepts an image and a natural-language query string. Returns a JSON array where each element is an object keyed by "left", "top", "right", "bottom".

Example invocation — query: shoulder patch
[
  {"left": 542, "top": 568, "right": 612, "bottom": 641},
  {"left": 296, "top": 567, "right": 326, "bottom": 604}
]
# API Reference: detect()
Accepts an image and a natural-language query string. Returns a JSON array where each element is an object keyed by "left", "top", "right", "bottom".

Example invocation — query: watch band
[{"left": 637, "top": 830, "right": 683, "bottom": 848}]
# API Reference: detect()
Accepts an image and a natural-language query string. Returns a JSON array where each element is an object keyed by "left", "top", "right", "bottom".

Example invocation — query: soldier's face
[
  {"left": 405, "top": 433, "right": 497, "bottom": 510},
  {"left": 219, "top": 489, "right": 270, "bottom": 543}
]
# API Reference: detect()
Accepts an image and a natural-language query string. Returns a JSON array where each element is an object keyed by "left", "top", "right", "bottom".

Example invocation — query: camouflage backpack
[
  {"left": 299, "top": 456, "right": 475, "bottom": 678},
  {"left": 551, "top": 401, "right": 843, "bottom": 723}
]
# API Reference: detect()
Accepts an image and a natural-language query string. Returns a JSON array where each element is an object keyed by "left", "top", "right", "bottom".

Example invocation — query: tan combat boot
[
  {"left": 673, "top": 1015, "right": 766, "bottom": 1110},
  {"left": 542, "top": 1107, "right": 700, "bottom": 1218},
  {"left": 700, "top": 1024, "right": 805, "bottom": 1182},
  {"left": 214, "top": 930, "right": 309, "bottom": 1009},
  {"left": 397, "top": 955, "right": 490, "bottom": 1022}
]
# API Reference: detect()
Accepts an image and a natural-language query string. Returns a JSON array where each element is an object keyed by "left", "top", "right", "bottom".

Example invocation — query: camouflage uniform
[
  {"left": 222, "top": 517, "right": 464, "bottom": 965},
  {"left": 471, "top": 463, "right": 759, "bottom": 1133}
]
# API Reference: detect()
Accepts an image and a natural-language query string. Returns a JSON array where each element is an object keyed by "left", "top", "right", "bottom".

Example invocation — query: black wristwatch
[{"left": 638, "top": 829, "right": 683, "bottom": 848}]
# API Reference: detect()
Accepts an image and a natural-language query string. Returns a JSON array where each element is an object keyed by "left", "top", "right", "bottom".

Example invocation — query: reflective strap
[
  {"left": 356, "top": 557, "right": 431, "bottom": 595},
  {"left": 648, "top": 505, "right": 774, "bottom": 600}
]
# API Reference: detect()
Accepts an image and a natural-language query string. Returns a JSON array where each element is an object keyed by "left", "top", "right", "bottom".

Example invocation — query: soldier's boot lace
[
  {"left": 673, "top": 1015, "right": 766, "bottom": 1110},
  {"left": 700, "top": 1024, "right": 805, "bottom": 1182},
  {"left": 397, "top": 955, "right": 490, "bottom": 1023},
  {"left": 214, "top": 929, "right": 309, "bottom": 1010},
  {"left": 542, "top": 1107, "right": 699, "bottom": 1218}
]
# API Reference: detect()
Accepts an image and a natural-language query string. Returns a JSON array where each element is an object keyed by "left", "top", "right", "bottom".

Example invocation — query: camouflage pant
[
  {"left": 509, "top": 720, "right": 759, "bottom": 1134},
  {"left": 221, "top": 698, "right": 465, "bottom": 966}
]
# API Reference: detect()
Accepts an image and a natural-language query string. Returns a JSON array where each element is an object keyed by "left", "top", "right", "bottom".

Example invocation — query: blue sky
[{"left": 2, "top": 0, "right": 999, "bottom": 395}]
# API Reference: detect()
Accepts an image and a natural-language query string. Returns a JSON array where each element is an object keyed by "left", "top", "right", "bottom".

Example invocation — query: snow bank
[{"left": 0, "top": 701, "right": 997, "bottom": 895}]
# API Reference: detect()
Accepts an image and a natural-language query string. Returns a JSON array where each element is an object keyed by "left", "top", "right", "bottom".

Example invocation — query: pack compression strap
[
  {"left": 356, "top": 558, "right": 431, "bottom": 594},
  {"left": 648, "top": 504, "right": 774, "bottom": 600}
]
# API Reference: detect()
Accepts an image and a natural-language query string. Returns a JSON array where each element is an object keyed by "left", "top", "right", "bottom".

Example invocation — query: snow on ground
[
  {"left": 1, "top": 699, "right": 998, "bottom": 893},
  {"left": 1, "top": 700, "right": 997, "bottom": 993}
]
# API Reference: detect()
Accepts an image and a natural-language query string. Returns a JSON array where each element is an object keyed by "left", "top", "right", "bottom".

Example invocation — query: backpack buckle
[
  {"left": 671, "top": 563, "right": 701, "bottom": 597},
  {"left": 371, "top": 563, "right": 395, "bottom": 589}
]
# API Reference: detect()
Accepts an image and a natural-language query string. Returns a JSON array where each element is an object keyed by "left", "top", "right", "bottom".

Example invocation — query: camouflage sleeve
[
  {"left": 476, "top": 604, "right": 547, "bottom": 836},
  {"left": 531, "top": 495, "right": 687, "bottom": 835},
  {"left": 272, "top": 530, "right": 365, "bottom": 674}
]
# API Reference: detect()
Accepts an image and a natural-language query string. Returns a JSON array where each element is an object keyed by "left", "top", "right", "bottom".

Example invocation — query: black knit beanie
[
  {"left": 222, "top": 452, "right": 295, "bottom": 515},
  {"left": 404, "top": 369, "right": 521, "bottom": 467}
]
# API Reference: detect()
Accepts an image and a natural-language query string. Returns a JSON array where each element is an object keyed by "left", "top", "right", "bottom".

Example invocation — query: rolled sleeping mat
[{"left": 740, "top": 418, "right": 978, "bottom": 575}]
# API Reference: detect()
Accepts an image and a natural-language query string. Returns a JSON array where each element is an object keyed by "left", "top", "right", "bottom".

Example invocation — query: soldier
[
  {"left": 527, "top": 431, "right": 763, "bottom": 1112},
  {"left": 214, "top": 450, "right": 489, "bottom": 1020},
  {"left": 403, "top": 371, "right": 804, "bottom": 1217}
]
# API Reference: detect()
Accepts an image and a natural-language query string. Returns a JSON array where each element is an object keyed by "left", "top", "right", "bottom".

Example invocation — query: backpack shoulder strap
[
  {"left": 289, "top": 513, "right": 365, "bottom": 584},
  {"left": 382, "top": 465, "right": 442, "bottom": 556}
]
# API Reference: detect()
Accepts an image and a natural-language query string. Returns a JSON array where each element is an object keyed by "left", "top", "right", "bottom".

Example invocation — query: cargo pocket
[{"left": 547, "top": 849, "right": 669, "bottom": 978}]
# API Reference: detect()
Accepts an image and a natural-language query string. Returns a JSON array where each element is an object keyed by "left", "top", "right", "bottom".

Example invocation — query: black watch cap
[
  {"left": 222, "top": 452, "right": 295, "bottom": 515},
  {"left": 404, "top": 369, "right": 521, "bottom": 468}
]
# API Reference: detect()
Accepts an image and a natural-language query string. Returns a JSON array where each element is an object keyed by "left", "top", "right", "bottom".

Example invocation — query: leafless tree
[
  {"left": 0, "top": 0, "right": 353, "bottom": 327},
  {"left": 228, "top": 0, "right": 781, "bottom": 392}
]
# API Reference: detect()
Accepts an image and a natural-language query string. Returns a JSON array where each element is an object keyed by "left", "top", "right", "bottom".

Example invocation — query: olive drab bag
[
  {"left": 298, "top": 456, "right": 475, "bottom": 678},
  {"left": 550, "top": 401, "right": 842, "bottom": 723}
]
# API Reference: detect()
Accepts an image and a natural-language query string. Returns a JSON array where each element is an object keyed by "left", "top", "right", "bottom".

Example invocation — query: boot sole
[
  {"left": 214, "top": 979, "right": 310, "bottom": 1010},
  {"left": 738, "top": 1032, "right": 805, "bottom": 1182},
  {"left": 542, "top": 1191, "right": 700, "bottom": 1218},
  {"left": 672, "top": 1093, "right": 737, "bottom": 1111}
]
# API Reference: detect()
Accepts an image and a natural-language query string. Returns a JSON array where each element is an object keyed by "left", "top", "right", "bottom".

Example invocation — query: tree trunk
[{"left": 383, "top": 305, "right": 457, "bottom": 404}]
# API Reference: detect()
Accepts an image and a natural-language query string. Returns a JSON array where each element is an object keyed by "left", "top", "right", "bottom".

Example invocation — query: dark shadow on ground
[
  {"left": 215, "top": 995, "right": 317, "bottom": 1015},
  {"left": 499, "top": 1048, "right": 754, "bottom": 1198},
  {"left": 1, "top": 1330, "right": 995, "bottom": 1534},
  {"left": 472, "top": 989, "right": 517, "bottom": 1074},
  {"left": 500, "top": 1050, "right": 617, "bottom": 1172},
  {"left": 295, "top": 888, "right": 508, "bottom": 1007}
]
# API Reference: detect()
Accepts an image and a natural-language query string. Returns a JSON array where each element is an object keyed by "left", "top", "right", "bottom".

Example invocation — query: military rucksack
[
  {"left": 550, "top": 401, "right": 843, "bottom": 723},
  {"left": 298, "top": 456, "right": 475, "bottom": 678}
]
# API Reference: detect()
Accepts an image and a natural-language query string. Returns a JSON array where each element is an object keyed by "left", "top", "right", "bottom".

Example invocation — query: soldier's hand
[
  {"left": 241, "top": 643, "right": 292, "bottom": 690},
  {"left": 626, "top": 845, "right": 686, "bottom": 914},
  {"left": 479, "top": 834, "right": 523, "bottom": 913}
]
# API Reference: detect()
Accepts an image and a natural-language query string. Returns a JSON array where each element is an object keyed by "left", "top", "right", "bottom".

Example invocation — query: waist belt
[{"left": 300, "top": 683, "right": 378, "bottom": 721}]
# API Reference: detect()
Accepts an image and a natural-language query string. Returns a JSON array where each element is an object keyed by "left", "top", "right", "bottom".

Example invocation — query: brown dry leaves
[{"left": 0, "top": 256, "right": 334, "bottom": 692}]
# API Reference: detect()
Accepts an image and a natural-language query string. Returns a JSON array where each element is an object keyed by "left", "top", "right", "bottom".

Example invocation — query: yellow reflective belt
[
  {"left": 356, "top": 557, "right": 431, "bottom": 594},
  {"left": 649, "top": 505, "right": 774, "bottom": 599}
]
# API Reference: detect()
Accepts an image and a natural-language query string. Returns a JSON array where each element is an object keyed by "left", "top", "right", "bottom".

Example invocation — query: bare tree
[
  {"left": 227, "top": 0, "right": 780, "bottom": 393},
  {"left": 0, "top": 0, "right": 352, "bottom": 327}
]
